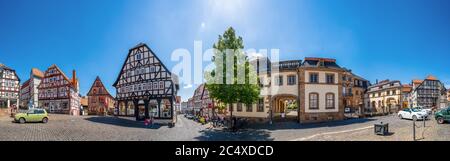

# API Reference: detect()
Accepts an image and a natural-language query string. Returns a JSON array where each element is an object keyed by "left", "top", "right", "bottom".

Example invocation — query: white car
[
  {"left": 412, "top": 107, "right": 432, "bottom": 115},
  {"left": 398, "top": 108, "right": 428, "bottom": 121}
]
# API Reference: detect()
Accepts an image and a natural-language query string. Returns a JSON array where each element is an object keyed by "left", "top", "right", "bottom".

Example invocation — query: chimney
[
  {"left": 376, "top": 79, "right": 378, "bottom": 84},
  {"left": 72, "top": 70, "right": 77, "bottom": 86}
]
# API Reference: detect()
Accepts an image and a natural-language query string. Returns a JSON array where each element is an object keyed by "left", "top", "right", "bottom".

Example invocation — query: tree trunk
[{"left": 229, "top": 103, "right": 233, "bottom": 129}]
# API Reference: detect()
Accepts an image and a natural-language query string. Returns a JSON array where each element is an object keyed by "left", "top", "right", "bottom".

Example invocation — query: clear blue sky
[{"left": 1, "top": 0, "right": 449, "bottom": 102}]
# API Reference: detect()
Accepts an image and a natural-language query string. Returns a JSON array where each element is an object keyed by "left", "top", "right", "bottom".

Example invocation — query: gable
[
  {"left": 113, "top": 43, "right": 174, "bottom": 87},
  {"left": 87, "top": 77, "right": 113, "bottom": 98}
]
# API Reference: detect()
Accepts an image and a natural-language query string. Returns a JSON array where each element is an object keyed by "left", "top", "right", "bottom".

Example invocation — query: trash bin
[{"left": 374, "top": 122, "right": 389, "bottom": 136}]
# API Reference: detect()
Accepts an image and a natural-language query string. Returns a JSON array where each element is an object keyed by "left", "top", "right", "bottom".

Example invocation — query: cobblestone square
[{"left": 1, "top": 114, "right": 449, "bottom": 141}]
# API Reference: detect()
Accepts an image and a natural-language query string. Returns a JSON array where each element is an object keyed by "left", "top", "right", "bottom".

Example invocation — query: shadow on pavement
[
  {"left": 85, "top": 116, "right": 162, "bottom": 129},
  {"left": 244, "top": 118, "right": 378, "bottom": 130},
  {"left": 194, "top": 128, "right": 274, "bottom": 141}
]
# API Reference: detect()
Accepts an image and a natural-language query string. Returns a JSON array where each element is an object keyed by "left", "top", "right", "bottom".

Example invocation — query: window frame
[
  {"left": 309, "top": 92, "right": 319, "bottom": 110},
  {"left": 325, "top": 93, "right": 335, "bottom": 109},
  {"left": 309, "top": 73, "right": 319, "bottom": 83}
]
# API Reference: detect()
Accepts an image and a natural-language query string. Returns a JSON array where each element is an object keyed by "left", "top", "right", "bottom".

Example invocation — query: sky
[{"left": 1, "top": 0, "right": 450, "bottom": 102}]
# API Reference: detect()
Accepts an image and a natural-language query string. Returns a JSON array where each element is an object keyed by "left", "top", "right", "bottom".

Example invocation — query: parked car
[
  {"left": 14, "top": 109, "right": 49, "bottom": 124},
  {"left": 412, "top": 107, "right": 432, "bottom": 115},
  {"left": 398, "top": 108, "right": 428, "bottom": 121},
  {"left": 435, "top": 107, "right": 450, "bottom": 124}
]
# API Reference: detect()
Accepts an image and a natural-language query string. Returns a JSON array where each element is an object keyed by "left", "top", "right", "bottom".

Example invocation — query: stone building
[{"left": 364, "top": 80, "right": 402, "bottom": 115}]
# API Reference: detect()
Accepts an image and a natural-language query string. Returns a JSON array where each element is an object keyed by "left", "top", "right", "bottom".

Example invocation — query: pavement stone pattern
[{"left": 1, "top": 114, "right": 449, "bottom": 141}]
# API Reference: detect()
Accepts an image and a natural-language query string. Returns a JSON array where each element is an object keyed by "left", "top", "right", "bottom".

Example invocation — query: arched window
[
  {"left": 309, "top": 93, "right": 319, "bottom": 109},
  {"left": 326, "top": 93, "right": 335, "bottom": 109}
]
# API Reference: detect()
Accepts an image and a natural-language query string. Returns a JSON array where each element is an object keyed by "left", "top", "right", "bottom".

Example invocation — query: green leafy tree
[{"left": 205, "top": 27, "right": 260, "bottom": 129}]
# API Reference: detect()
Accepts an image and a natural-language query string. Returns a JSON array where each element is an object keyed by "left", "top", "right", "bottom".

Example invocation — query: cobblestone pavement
[
  {"left": 0, "top": 114, "right": 207, "bottom": 141},
  {"left": 268, "top": 114, "right": 450, "bottom": 141},
  {"left": 1, "top": 114, "right": 449, "bottom": 141}
]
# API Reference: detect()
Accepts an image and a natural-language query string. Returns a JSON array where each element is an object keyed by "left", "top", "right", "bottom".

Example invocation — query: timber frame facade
[
  {"left": 0, "top": 63, "right": 20, "bottom": 116},
  {"left": 37, "top": 65, "right": 80, "bottom": 115},
  {"left": 113, "top": 43, "right": 179, "bottom": 122},
  {"left": 87, "top": 76, "right": 115, "bottom": 115}
]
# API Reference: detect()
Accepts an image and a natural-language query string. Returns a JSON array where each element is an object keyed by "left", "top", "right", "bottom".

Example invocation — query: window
[
  {"left": 326, "top": 93, "right": 335, "bottom": 109},
  {"left": 309, "top": 73, "right": 318, "bottom": 83},
  {"left": 159, "top": 81, "right": 164, "bottom": 89},
  {"left": 257, "top": 98, "right": 264, "bottom": 112},
  {"left": 237, "top": 103, "right": 242, "bottom": 112},
  {"left": 153, "top": 82, "right": 158, "bottom": 89},
  {"left": 326, "top": 74, "right": 335, "bottom": 84},
  {"left": 276, "top": 76, "right": 283, "bottom": 86},
  {"left": 136, "top": 53, "right": 142, "bottom": 60},
  {"left": 246, "top": 104, "right": 252, "bottom": 112},
  {"left": 309, "top": 93, "right": 319, "bottom": 109},
  {"left": 150, "top": 66, "right": 156, "bottom": 72},
  {"left": 287, "top": 75, "right": 296, "bottom": 85}
]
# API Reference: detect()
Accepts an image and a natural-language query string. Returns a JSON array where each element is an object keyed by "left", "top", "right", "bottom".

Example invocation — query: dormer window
[{"left": 319, "top": 60, "right": 325, "bottom": 67}]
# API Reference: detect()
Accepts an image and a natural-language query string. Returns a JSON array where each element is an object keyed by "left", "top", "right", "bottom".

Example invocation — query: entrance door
[{"left": 138, "top": 105, "right": 145, "bottom": 120}]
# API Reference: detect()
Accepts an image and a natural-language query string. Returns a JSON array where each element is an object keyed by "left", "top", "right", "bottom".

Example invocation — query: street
[{"left": 0, "top": 114, "right": 449, "bottom": 141}]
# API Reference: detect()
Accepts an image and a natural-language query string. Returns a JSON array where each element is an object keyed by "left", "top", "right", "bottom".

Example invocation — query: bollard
[
  {"left": 413, "top": 119, "right": 416, "bottom": 141},
  {"left": 423, "top": 117, "right": 426, "bottom": 127}
]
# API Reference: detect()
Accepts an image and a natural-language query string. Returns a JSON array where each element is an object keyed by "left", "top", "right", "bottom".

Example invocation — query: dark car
[{"left": 435, "top": 107, "right": 450, "bottom": 124}]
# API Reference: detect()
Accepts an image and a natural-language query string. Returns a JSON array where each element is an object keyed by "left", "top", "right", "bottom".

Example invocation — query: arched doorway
[
  {"left": 271, "top": 94, "right": 298, "bottom": 122},
  {"left": 386, "top": 98, "right": 398, "bottom": 113}
]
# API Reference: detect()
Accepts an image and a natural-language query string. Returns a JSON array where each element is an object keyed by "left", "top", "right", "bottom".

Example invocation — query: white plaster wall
[{"left": 304, "top": 84, "right": 339, "bottom": 113}]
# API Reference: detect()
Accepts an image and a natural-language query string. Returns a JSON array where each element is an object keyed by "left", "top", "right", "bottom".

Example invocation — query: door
[
  {"left": 27, "top": 110, "right": 38, "bottom": 122},
  {"left": 35, "top": 110, "right": 46, "bottom": 121},
  {"left": 445, "top": 108, "right": 450, "bottom": 120},
  {"left": 402, "top": 109, "right": 411, "bottom": 119}
]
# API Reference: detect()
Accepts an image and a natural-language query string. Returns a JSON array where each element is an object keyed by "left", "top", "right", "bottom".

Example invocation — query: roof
[
  {"left": 81, "top": 97, "right": 88, "bottom": 106},
  {"left": 0, "top": 63, "right": 20, "bottom": 81},
  {"left": 45, "top": 64, "right": 77, "bottom": 89},
  {"left": 368, "top": 79, "right": 401, "bottom": 89},
  {"left": 21, "top": 79, "right": 31, "bottom": 89},
  {"left": 87, "top": 76, "right": 114, "bottom": 98},
  {"left": 402, "top": 84, "right": 413, "bottom": 92},
  {"left": 31, "top": 68, "right": 44, "bottom": 78},
  {"left": 113, "top": 43, "right": 178, "bottom": 87},
  {"left": 302, "top": 57, "right": 342, "bottom": 69},
  {"left": 412, "top": 79, "right": 423, "bottom": 84},
  {"left": 425, "top": 75, "right": 438, "bottom": 81},
  {"left": 0, "top": 63, "right": 12, "bottom": 70}
]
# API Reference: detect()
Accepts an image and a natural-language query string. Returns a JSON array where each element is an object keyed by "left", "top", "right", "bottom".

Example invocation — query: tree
[{"left": 205, "top": 27, "right": 260, "bottom": 129}]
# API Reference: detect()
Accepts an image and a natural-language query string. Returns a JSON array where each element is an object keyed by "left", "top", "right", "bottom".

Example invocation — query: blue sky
[{"left": 1, "top": 0, "right": 449, "bottom": 101}]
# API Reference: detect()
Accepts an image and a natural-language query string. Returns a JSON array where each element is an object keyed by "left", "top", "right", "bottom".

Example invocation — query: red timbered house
[{"left": 87, "top": 76, "right": 115, "bottom": 115}]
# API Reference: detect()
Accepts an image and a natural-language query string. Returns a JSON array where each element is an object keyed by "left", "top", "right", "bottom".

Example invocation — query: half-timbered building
[
  {"left": 0, "top": 63, "right": 20, "bottom": 116},
  {"left": 113, "top": 43, "right": 179, "bottom": 123},
  {"left": 87, "top": 76, "right": 115, "bottom": 115},
  {"left": 20, "top": 68, "right": 44, "bottom": 109},
  {"left": 38, "top": 65, "right": 81, "bottom": 115}
]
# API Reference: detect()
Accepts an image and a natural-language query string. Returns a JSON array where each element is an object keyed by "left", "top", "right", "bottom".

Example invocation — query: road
[{"left": 0, "top": 114, "right": 449, "bottom": 141}]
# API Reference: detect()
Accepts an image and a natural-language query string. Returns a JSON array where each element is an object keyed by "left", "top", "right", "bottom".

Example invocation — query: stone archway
[
  {"left": 386, "top": 97, "right": 398, "bottom": 113},
  {"left": 271, "top": 94, "right": 299, "bottom": 121}
]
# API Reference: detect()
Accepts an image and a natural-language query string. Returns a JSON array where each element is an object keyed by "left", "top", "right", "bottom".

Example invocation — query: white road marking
[{"left": 290, "top": 126, "right": 373, "bottom": 141}]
